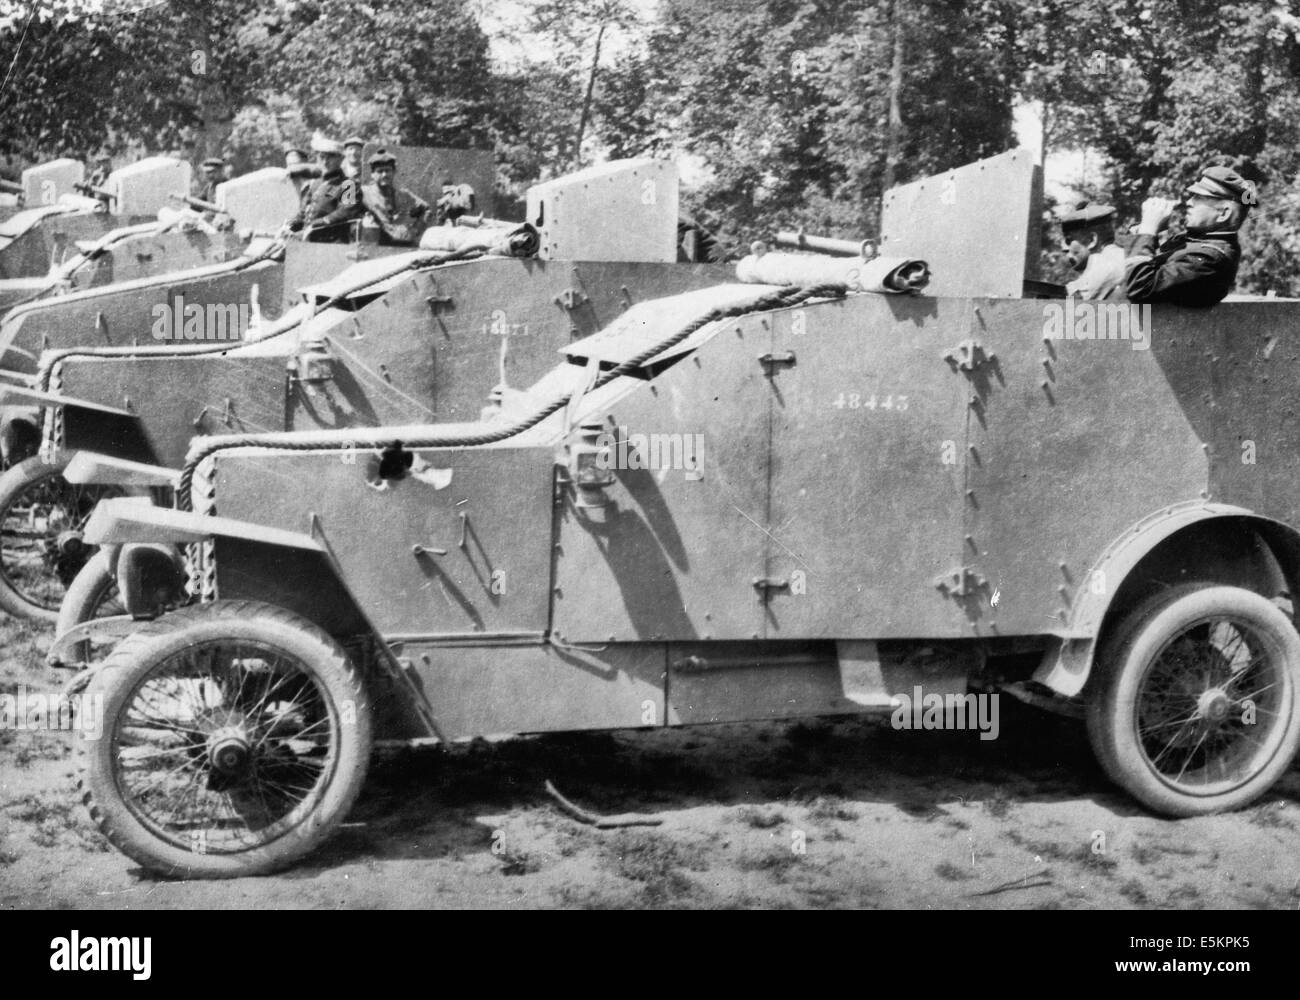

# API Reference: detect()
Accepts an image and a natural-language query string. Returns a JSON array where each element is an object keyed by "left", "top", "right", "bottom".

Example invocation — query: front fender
[
  {"left": 85, "top": 496, "right": 325, "bottom": 551},
  {"left": 1034, "top": 500, "right": 1300, "bottom": 696}
]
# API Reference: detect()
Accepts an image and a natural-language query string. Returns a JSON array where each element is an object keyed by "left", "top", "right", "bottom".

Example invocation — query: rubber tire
[
  {"left": 1086, "top": 583, "right": 1300, "bottom": 816},
  {"left": 80, "top": 600, "right": 372, "bottom": 879},
  {"left": 52, "top": 549, "right": 120, "bottom": 668},
  {"left": 0, "top": 453, "right": 108, "bottom": 623}
]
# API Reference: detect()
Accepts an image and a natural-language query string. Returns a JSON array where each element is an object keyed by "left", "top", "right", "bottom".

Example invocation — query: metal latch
[
  {"left": 942, "top": 339, "right": 995, "bottom": 373},
  {"left": 555, "top": 288, "right": 587, "bottom": 310},
  {"left": 757, "top": 351, "right": 797, "bottom": 374},
  {"left": 426, "top": 293, "right": 453, "bottom": 314},
  {"left": 292, "top": 344, "right": 335, "bottom": 383},
  {"left": 752, "top": 576, "right": 790, "bottom": 594},
  {"left": 933, "top": 566, "right": 987, "bottom": 598}
]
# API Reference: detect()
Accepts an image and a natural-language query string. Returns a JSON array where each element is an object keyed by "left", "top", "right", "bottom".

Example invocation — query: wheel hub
[
  {"left": 55, "top": 530, "right": 84, "bottom": 557},
  {"left": 207, "top": 726, "right": 252, "bottom": 776},
  {"left": 1196, "top": 687, "right": 1231, "bottom": 724}
]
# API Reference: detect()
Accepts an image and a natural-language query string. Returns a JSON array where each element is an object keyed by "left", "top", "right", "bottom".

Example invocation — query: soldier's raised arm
[{"left": 1122, "top": 165, "right": 1254, "bottom": 308}]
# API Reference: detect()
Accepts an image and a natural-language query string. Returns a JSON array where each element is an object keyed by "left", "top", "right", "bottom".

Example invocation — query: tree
[{"left": 258, "top": 0, "right": 497, "bottom": 148}]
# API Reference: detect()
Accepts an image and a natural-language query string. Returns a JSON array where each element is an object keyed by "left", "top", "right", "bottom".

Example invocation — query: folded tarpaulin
[
  {"left": 735, "top": 251, "right": 930, "bottom": 293},
  {"left": 418, "top": 222, "right": 539, "bottom": 258}
]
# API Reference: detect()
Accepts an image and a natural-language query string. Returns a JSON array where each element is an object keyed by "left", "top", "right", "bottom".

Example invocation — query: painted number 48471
[{"left": 831, "top": 393, "right": 909, "bottom": 411}]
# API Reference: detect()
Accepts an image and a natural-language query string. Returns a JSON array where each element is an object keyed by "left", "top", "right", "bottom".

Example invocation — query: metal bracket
[
  {"left": 555, "top": 288, "right": 588, "bottom": 310},
  {"left": 933, "top": 566, "right": 988, "bottom": 599},
  {"left": 942, "top": 339, "right": 995, "bottom": 373},
  {"left": 426, "top": 293, "right": 453, "bottom": 314},
  {"left": 752, "top": 577, "right": 790, "bottom": 598},
  {"left": 757, "top": 351, "right": 797, "bottom": 375}
]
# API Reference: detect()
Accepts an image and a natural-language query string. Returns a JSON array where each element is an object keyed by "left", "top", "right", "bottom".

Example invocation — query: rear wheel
[
  {"left": 0, "top": 454, "right": 128, "bottom": 622},
  {"left": 1087, "top": 584, "right": 1300, "bottom": 816},
  {"left": 80, "top": 600, "right": 372, "bottom": 878}
]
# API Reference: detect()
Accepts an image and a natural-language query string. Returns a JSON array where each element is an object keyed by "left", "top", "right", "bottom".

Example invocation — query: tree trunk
[
  {"left": 882, "top": 0, "right": 905, "bottom": 192},
  {"left": 573, "top": 21, "right": 608, "bottom": 169}
]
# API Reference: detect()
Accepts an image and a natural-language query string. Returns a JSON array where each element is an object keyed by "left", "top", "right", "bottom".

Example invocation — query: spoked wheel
[
  {"left": 1087, "top": 584, "right": 1300, "bottom": 816},
  {"left": 0, "top": 454, "right": 129, "bottom": 622},
  {"left": 81, "top": 600, "right": 372, "bottom": 878}
]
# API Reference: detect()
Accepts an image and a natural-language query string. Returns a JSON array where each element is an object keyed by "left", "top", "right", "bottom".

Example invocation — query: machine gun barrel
[
  {"left": 0, "top": 179, "right": 21, "bottom": 195},
  {"left": 452, "top": 214, "right": 518, "bottom": 230},
  {"left": 774, "top": 230, "right": 873, "bottom": 259},
  {"left": 170, "top": 192, "right": 221, "bottom": 214},
  {"left": 73, "top": 181, "right": 115, "bottom": 202}
]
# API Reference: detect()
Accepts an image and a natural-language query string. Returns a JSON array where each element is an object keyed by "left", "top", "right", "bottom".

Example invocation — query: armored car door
[{"left": 761, "top": 293, "right": 972, "bottom": 638}]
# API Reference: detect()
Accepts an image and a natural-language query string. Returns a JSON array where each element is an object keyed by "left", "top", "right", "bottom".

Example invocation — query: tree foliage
[{"left": 5, "top": 0, "right": 1300, "bottom": 289}]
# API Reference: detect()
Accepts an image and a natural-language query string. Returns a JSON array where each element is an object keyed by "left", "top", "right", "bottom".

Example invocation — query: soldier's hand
[{"left": 1138, "top": 196, "right": 1177, "bottom": 235}]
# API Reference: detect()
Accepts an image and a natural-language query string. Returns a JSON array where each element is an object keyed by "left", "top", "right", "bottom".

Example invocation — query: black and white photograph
[{"left": 0, "top": 0, "right": 1294, "bottom": 932}]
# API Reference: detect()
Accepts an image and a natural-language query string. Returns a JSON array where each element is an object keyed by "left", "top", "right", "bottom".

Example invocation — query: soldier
[
  {"left": 191, "top": 157, "right": 226, "bottom": 204},
  {"left": 281, "top": 137, "right": 362, "bottom": 243},
  {"left": 342, "top": 136, "right": 365, "bottom": 181},
  {"left": 435, "top": 177, "right": 476, "bottom": 225},
  {"left": 1123, "top": 164, "right": 1255, "bottom": 307},
  {"left": 284, "top": 147, "right": 319, "bottom": 196},
  {"left": 1060, "top": 202, "right": 1125, "bottom": 300},
  {"left": 87, "top": 152, "right": 112, "bottom": 190},
  {"left": 359, "top": 148, "right": 430, "bottom": 246}
]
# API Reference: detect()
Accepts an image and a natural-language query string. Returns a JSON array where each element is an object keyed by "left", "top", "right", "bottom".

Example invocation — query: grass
[
  {"left": 982, "top": 789, "right": 1013, "bottom": 819},
  {"left": 739, "top": 849, "right": 802, "bottom": 878},
  {"left": 600, "top": 829, "right": 707, "bottom": 904},
  {"left": 1119, "top": 878, "right": 1151, "bottom": 906},
  {"left": 736, "top": 805, "right": 784, "bottom": 829},
  {"left": 935, "top": 860, "right": 973, "bottom": 882},
  {"left": 805, "top": 796, "right": 858, "bottom": 822},
  {"left": 1247, "top": 800, "right": 1295, "bottom": 831},
  {"left": 497, "top": 848, "right": 540, "bottom": 876},
  {"left": 5, "top": 791, "right": 108, "bottom": 853}
]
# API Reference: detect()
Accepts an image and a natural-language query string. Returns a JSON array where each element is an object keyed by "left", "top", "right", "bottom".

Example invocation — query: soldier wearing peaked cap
[
  {"left": 1060, "top": 201, "right": 1126, "bottom": 301},
  {"left": 87, "top": 152, "right": 112, "bottom": 190},
  {"left": 1123, "top": 164, "right": 1256, "bottom": 307},
  {"left": 359, "top": 148, "right": 430, "bottom": 246},
  {"left": 342, "top": 136, "right": 365, "bottom": 181},
  {"left": 283, "top": 137, "right": 363, "bottom": 242},
  {"left": 191, "top": 157, "right": 226, "bottom": 205}
]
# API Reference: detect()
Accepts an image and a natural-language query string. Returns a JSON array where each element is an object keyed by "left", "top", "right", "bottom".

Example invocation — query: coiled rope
[
  {"left": 176, "top": 281, "right": 847, "bottom": 510},
  {"left": 34, "top": 245, "right": 487, "bottom": 392}
]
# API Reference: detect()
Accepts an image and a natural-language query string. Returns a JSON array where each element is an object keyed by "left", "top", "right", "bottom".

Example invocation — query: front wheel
[
  {"left": 80, "top": 600, "right": 372, "bottom": 878},
  {"left": 1087, "top": 584, "right": 1300, "bottom": 816}
]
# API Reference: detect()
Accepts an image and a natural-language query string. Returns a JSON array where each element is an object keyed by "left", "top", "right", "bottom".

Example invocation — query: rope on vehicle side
[
  {"left": 175, "top": 281, "right": 847, "bottom": 510},
  {"left": 33, "top": 245, "right": 487, "bottom": 392}
]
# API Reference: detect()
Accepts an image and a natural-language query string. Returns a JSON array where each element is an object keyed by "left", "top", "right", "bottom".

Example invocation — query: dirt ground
[{"left": 2, "top": 615, "right": 1299, "bottom": 910}]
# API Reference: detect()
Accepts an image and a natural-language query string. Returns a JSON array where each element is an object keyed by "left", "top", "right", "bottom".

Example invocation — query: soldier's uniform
[
  {"left": 87, "top": 156, "right": 112, "bottom": 190},
  {"left": 1123, "top": 166, "right": 1254, "bottom": 307},
  {"left": 359, "top": 149, "right": 429, "bottom": 246},
  {"left": 287, "top": 139, "right": 362, "bottom": 242},
  {"left": 1060, "top": 202, "right": 1125, "bottom": 301},
  {"left": 191, "top": 157, "right": 225, "bottom": 206}
]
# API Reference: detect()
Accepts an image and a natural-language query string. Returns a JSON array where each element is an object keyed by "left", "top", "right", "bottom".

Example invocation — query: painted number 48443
[{"left": 831, "top": 393, "right": 909, "bottom": 411}]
